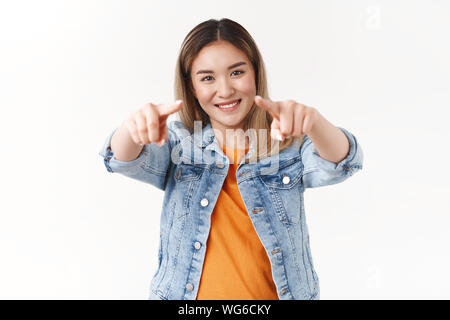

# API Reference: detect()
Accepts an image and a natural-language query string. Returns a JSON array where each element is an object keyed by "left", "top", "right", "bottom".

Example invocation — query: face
[{"left": 190, "top": 40, "right": 256, "bottom": 134}]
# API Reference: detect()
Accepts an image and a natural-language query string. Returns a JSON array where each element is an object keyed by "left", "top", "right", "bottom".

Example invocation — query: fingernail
[
  {"left": 271, "top": 130, "right": 284, "bottom": 141},
  {"left": 175, "top": 100, "right": 183, "bottom": 104},
  {"left": 158, "top": 139, "right": 165, "bottom": 146}
]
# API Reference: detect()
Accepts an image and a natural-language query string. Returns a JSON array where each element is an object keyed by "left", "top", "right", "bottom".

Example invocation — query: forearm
[
  {"left": 307, "top": 110, "right": 350, "bottom": 164},
  {"left": 110, "top": 122, "right": 144, "bottom": 162}
]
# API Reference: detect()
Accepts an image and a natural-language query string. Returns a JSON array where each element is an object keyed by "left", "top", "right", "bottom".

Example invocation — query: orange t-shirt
[{"left": 196, "top": 144, "right": 279, "bottom": 300}]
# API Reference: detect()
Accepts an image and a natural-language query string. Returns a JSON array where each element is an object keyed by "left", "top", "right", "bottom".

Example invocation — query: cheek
[
  {"left": 236, "top": 77, "right": 256, "bottom": 95},
  {"left": 193, "top": 83, "right": 214, "bottom": 102}
]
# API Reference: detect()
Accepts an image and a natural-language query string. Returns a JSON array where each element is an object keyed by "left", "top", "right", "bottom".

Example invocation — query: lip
[
  {"left": 214, "top": 99, "right": 241, "bottom": 107},
  {"left": 214, "top": 99, "right": 241, "bottom": 112}
]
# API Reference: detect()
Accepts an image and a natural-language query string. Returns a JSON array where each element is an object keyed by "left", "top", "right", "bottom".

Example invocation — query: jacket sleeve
[
  {"left": 300, "top": 127, "right": 363, "bottom": 189},
  {"left": 98, "top": 126, "right": 174, "bottom": 191}
]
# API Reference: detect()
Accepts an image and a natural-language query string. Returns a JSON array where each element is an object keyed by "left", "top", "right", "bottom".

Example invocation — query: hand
[
  {"left": 254, "top": 96, "right": 318, "bottom": 141},
  {"left": 123, "top": 100, "right": 183, "bottom": 146}
]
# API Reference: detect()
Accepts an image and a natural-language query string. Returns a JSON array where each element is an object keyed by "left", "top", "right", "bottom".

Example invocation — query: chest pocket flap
[
  {"left": 174, "top": 163, "right": 204, "bottom": 182},
  {"left": 258, "top": 157, "right": 303, "bottom": 189}
]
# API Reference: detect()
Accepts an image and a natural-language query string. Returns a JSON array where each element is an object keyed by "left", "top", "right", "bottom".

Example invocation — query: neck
[{"left": 210, "top": 121, "right": 249, "bottom": 150}]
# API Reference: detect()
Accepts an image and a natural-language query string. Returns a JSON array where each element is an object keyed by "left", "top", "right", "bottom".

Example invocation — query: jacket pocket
[
  {"left": 258, "top": 157, "right": 303, "bottom": 189},
  {"left": 174, "top": 163, "right": 204, "bottom": 183},
  {"left": 258, "top": 158, "right": 304, "bottom": 225},
  {"left": 173, "top": 163, "right": 205, "bottom": 219}
]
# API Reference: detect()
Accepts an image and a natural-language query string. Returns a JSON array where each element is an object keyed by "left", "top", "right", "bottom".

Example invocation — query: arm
[
  {"left": 253, "top": 95, "right": 363, "bottom": 188},
  {"left": 306, "top": 110, "right": 350, "bottom": 164},
  {"left": 110, "top": 121, "right": 145, "bottom": 162},
  {"left": 98, "top": 124, "right": 173, "bottom": 190},
  {"left": 99, "top": 100, "right": 183, "bottom": 189},
  {"left": 299, "top": 110, "right": 363, "bottom": 189},
  {"left": 299, "top": 120, "right": 363, "bottom": 189}
]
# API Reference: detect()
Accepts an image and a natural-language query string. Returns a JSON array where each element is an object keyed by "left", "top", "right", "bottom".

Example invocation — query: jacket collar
[
  {"left": 193, "top": 122, "right": 216, "bottom": 148},
  {"left": 195, "top": 122, "right": 257, "bottom": 164},
  {"left": 188, "top": 121, "right": 300, "bottom": 165}
]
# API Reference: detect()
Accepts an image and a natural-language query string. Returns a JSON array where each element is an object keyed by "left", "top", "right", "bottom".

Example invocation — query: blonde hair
[{"left": 174, "top": 18, "right": 302, "bottom": 162}]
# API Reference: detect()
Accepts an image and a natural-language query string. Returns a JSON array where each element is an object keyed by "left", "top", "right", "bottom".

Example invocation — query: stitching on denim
[
  {"left": 264, "top": 214, "right": 292, "bottom": 299},
  {"left": 167, "top": 213, "right": 186, "bottom": 298},
  {"left": 298, "top": 199, "right": 312, "bottom": 297},
  {"left": 155, "top": 201, "right": 175, "bottom": 297},
  {"left": 249, "top": 178, "right": 291, "bottom": 298},
  {"left": 286, "top": 217, "right": 305, "bottom": 298},
  {"left": 183, "top": 181, "right": 211, "bottom": 300},
  {"left": 343, "top": 164, "right": 363, "bottom": 176},
  {"left": 181, "top": 181, "right": 194, "bottom": 217},
  {"left": 150, "top": 288, "right": 167, "bottom": 300},
  {"left": 259, "top": 155, "right": 302, "bottom": 176},
  {"left": 337, "top": 128, "right": 363, "bottom": 173},
  {"left": 269, "top": 188, "right": 289, "bottom": 225},
  {"left": 345, "top": 130, "right": 358, "bottom": 164},
  {"left": 174, "top": 164, "right": 205, "bottom": 183},
  {"left": 139, "top": 160, "right": 167, "bottom": 177},
  {"left": 258, "top": 161, "right": 303, "bottom": 190}
]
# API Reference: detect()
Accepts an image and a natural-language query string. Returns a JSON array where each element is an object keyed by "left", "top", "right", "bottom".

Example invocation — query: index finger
[
  {"left": 254, "top": 96, "right": 280, "bottom": 120},
  {"left": 156, "top": 100, "right": 183, "bottom": 117}
]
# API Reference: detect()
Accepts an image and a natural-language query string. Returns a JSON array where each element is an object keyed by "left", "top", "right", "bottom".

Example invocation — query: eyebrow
[{"left": 195, "top": 61, "right": 247, "bottom": 75}]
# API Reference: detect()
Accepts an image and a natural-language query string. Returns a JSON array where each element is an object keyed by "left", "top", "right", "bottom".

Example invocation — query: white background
[{"left": 1, "top": 0, "right": 449, "bottom": 299}]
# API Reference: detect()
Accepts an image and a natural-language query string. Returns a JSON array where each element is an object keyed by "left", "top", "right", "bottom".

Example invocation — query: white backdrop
[{"left": 1, "top": 0, "right": 449, "bottom": 299}]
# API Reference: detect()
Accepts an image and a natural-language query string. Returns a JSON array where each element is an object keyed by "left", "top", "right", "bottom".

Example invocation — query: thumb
[
  {"left": 270, "top": 118, "right": 284, "bottom": 141},
  {"left": 157, "top": 122, "right": 169, "bottom": 147}
]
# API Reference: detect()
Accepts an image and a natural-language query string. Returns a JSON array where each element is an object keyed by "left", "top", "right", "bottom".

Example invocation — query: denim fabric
[{"left": 99, "top": 121, "right": 363, "bottom": 300}]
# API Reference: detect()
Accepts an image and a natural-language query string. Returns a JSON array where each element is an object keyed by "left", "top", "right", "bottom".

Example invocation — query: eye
[
  {"left": 232, "top": 70, "right": 244, "bottom": 76},
  {"left": 201, "top": 75, "right": 213, "bottom": 82},
  {"left": 200, "top": 70, "right": 245, "bottom": 82}
]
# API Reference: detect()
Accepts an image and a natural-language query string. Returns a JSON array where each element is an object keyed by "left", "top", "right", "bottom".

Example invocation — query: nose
[{"left": 217, "top": 77, "right": 235, "bottom": 98}]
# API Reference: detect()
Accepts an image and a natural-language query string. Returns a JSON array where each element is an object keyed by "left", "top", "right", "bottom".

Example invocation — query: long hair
[{"left": 173, "top": 18, "right": 302, "bottom": 162}]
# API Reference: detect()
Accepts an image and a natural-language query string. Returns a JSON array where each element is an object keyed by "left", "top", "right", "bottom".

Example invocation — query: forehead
[{"left": 191, "top": 41, "right": 250, "bottom": 71}]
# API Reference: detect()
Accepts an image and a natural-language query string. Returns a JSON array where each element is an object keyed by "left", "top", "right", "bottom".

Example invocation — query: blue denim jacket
[{"left": 99, "top": 121, "right": 363, "bottom": 300}]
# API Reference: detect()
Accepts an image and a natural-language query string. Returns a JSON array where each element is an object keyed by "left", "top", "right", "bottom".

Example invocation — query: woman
[{"left": 99, "top": 18, "right": 363, "bottom": 300}]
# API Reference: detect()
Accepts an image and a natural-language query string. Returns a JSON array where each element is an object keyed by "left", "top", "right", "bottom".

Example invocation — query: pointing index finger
[
  {"left": 157, "top": 100, "right": 183, "bottom": 117},
  {"left": 254, "top": 96, "right": 280, "bottom": 120}
]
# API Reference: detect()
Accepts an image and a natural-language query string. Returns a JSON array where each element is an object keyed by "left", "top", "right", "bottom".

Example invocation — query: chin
[
  {"left": 206, "top": 107, "right": 250, "bottom": 130},
  {"left": 222, "top": 120, "right": 244, "bottom": 128}
]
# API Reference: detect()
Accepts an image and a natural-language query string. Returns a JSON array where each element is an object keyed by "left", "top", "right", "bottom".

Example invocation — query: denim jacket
[{"left": 99, "top": 121, "right": 363, "bottom": 300}]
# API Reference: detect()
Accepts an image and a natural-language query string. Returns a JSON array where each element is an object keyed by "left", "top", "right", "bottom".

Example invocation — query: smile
[{"left": 214, "top": 99, "right": 241, "bottom": 111}]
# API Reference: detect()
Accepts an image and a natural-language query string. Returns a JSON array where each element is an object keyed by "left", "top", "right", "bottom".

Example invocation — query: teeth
[{"left": 217, "top": 100, "right": 239, "bottom": 108}]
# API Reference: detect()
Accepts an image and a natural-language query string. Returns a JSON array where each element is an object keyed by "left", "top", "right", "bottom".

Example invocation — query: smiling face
[{"left": 190, "top": 40, "right": 257, "bottom": 136}]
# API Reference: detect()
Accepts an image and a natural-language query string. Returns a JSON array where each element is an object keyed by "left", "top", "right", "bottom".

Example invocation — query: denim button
[
  {"left": 282, "top": 175, "right": 290, "bottom": 184},
  {"left": 200, "top": 198, "right": 209, "bottom": 207},
  {"left": 194, "top": 241, "right": 201, "bottom": 250},
  {"left": 186, "top": 283, "right": 194, "bottom": 291}
]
